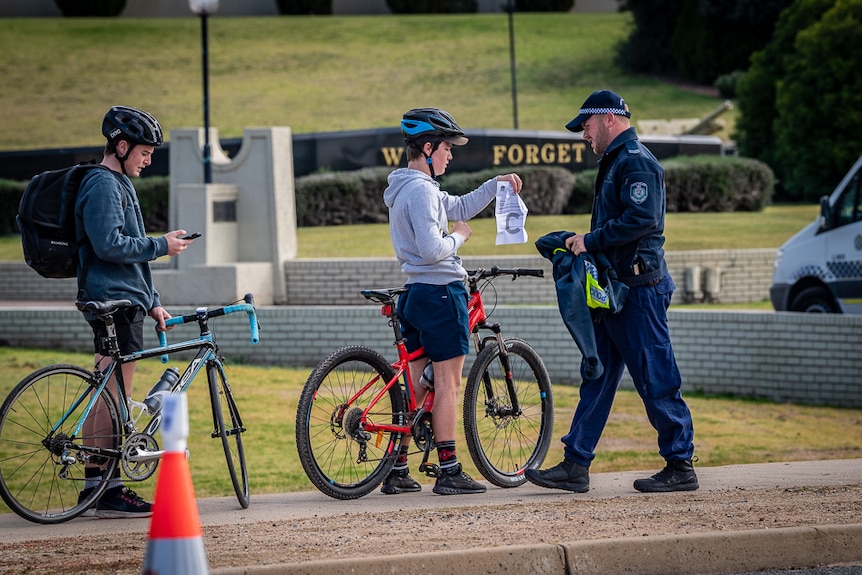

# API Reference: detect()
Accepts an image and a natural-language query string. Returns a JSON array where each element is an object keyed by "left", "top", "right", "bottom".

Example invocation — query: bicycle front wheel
[
  {"left": 0, "top": 364, "right": 122, "bottom": 524},
  {"left": 463, "top": 337, "right": 554, "bottom": 488},
  {"left": 296, "top": 346, "right": 404, "bottom": 500},
  {"left": 208, "top": 361, "right": 249, "bottom": 509}
]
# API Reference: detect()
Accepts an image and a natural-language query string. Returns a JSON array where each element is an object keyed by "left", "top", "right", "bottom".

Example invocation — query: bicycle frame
[
  {"left": 355, "top": 267, "right": 539, "bottom": 463},
  {"left": 65, "top": 297, "right": 259, "bottom": 467}
]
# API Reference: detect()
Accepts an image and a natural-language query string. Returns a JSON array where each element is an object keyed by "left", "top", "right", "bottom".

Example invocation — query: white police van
[{"left": 770, "top": 155, "right": 862, "bottom": 314}]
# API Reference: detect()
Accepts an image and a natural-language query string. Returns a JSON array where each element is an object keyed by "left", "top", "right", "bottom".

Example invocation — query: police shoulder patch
[{"left": 630, "top": 181, "right": 648, "bottom": 204}]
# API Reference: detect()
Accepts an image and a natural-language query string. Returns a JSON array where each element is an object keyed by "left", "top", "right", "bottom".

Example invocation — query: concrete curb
[{"left": 212, "top": 523, "right": 862, "bottom": 575}]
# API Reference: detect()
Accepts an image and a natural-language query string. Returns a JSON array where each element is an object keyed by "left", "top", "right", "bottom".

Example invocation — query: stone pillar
[{"left": 156, "top": 127, "right": 296, "bottom": 305}]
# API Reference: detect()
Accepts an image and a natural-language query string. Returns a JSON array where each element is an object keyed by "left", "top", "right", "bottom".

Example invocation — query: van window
[{"left": 835, "top": 169, "right": 861, "bottom": 228}]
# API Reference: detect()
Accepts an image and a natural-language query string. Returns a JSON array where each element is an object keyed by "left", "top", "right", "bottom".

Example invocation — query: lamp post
[
  {"left": 189, "top": 0, "right": 219, "bottom": 184},
  {"left": 506, "top": 0, "right": 519, "bottom": 130}
]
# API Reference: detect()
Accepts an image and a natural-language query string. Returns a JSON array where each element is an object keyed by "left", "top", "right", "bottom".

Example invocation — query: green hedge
[
  {"left": 662, "top": 155, "right": 773, "bottom": 212},
  {"left": 0, "top": 157, "right": 774, "bottom": 235}
]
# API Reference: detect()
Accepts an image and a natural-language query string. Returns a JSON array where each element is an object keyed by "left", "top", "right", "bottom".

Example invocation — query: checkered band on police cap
[{"left": 565, "top": 89, "right": 631, "bottom": 133}]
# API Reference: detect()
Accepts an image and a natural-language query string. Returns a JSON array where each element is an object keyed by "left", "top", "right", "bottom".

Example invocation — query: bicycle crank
[{"left": 122, "top": 432, "right": 162, "bottom": 481}]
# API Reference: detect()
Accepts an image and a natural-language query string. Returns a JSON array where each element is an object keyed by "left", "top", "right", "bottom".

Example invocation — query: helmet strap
[
  {"left": 113, "top": 140, "right": 134, "bottom": 176},
  {"left": 424, "top": 140, "right": 442, "bottom": 180}
]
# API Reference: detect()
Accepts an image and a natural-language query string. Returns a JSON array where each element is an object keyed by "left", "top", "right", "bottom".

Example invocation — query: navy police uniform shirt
[{"left": 583, "top": 127, "right": 669, "bottom": 288}]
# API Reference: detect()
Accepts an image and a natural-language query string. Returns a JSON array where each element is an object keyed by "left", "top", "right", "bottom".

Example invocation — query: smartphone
[{"left": 180, "top": 232, "right": 201, "bottom": 240}]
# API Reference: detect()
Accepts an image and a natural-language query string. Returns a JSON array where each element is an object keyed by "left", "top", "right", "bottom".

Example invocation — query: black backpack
[{"left": 17, "top": 161, "right": 108, "bottom": 279}]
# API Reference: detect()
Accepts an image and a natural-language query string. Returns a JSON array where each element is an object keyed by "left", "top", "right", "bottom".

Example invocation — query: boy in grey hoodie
[{"left": 381, "top": 108, "right": 523, "bottom": 495}]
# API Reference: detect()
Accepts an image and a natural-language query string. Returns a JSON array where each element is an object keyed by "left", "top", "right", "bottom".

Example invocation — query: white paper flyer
[{"left": 495, "top": 180, "right": 528, "bottom": 245}]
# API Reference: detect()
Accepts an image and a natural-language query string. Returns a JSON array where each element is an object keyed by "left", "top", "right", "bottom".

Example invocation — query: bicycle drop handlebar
[{"left": 157, "top": 293, "right": 260, "bottom": 358}]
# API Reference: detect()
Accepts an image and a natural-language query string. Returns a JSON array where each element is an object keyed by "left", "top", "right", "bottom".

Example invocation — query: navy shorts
[
  {"left": 397, "top": 282, "right": 470, "bottom": 362},
  {"left": 87, "top": 306, "right": 146, "bottom": 356}
]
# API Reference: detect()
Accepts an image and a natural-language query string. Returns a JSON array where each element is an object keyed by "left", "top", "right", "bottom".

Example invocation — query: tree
[
  {"left": 734, "top": 0, "right": 861, "bottom": 202},
  {"left": 772, "top": 0, "right": 862, "bottom": 201}
]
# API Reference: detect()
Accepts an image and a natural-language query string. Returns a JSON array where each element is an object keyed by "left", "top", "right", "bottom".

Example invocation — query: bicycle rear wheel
[
  {"left": 207, "top": 360, "right": 249, "bottom": 509},
  {"left": 296, "top": 346, "right": 405, "bottom": 500},
  {"left": 463, "top": 337, "right": 554, "bottom": 488},
  {"left": 0, "top": 364, "right": 121, "bottom": 524}
]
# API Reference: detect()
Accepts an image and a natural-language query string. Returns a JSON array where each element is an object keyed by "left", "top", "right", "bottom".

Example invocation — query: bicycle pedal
[{"left": 419, "top": 462, "right": 440, "bottom": 478}]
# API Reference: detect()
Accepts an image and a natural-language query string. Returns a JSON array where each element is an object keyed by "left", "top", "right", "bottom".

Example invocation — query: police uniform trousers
[{"left": 561, "top": 274, "right": 695, "bottom": 467}]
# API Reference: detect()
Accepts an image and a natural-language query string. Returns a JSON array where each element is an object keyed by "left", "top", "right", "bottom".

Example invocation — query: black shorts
[{"left": 87, "top": 306, "right": 146, "bottom": 356}]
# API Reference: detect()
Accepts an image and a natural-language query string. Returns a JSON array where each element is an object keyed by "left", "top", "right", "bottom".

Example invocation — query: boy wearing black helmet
[
  {"left": 382, "top": 108, "right": 523, "bottom": 495},
  {"left": 75, "top": 106, "right": 197, "bottom": 518}
]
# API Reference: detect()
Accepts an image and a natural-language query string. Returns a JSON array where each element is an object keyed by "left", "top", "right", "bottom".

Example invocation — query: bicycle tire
[
  {"left": 296, "top": 346, "right": 405, "bottom": 500},
  {"left": 208, "top": 361, "right": 250, "bottom": 509},
  {"left": 463, "top": 337, "right": 554, "bottom": 488},
  {"left": 0, "top": 364, "right": 122, "bottom": 524}
]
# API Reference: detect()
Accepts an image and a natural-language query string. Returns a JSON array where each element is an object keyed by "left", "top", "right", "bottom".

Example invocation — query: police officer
[{"left": 526, "top": 90, "right": 698, "bottom": 493}]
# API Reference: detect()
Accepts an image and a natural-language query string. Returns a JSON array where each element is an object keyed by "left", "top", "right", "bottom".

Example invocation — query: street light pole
[
  {"left": 189, "top": 0, "right": 219, "bottom": 184},
  {"left": 507, "top": 0, "right": 519, "bottom": 130}
]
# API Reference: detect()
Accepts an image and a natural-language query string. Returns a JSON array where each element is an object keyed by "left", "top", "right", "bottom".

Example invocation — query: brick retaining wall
[
  {"left": 0, "top": 249, "right": 775, "bottom": 306},
  {"left": 1, "top": 303, "right": 860, "bottom": 408}
]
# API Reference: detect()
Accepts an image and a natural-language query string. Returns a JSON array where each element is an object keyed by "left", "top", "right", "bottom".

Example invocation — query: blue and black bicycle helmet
[
  {"left": 401, "top": 108, "right": 467, "bottom": 178},
  {"left": 401, "top": 108, "right": 468, "bottom": 147}
]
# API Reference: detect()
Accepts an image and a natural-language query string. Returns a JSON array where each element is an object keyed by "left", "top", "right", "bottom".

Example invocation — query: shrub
[
  {"left": 441, "top": 166, "right": 574, "bottom": 217},
  {"left": 135, "top": 176, "right": 170, "bottom": 232},
  {"left": 275, "top": 0, "right": 333, "bottom": 15},
  {"left": 385, "top": 0, "right": 477, "bottom": 13},
  {"left": 515, "top": 0, "right": 575, "bottom": 11},
  {"left": 563, "top": 169, "right": 597, "bottom": 215},
  {"left": 0, "top": 179, "right": 27, "bottom": 235},
  {"left": 295, "top": 167, "right": 391, "bottom": 227},
  {"left": 713, "top": 70, "right": 744, "bottom": 99},
  {"left": 54, "top": 0, "right": 126, "bottom": 17},
  {"left": 662, "top": 155, "right": 773, "bottom": 212}
]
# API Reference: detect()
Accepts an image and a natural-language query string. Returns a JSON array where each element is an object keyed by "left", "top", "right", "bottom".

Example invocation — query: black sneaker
[
  {"left": 95, "top": 486, "right": 153, "bottom": 518},
  {"left": 525, "top": 459, "right": 589, "bottom": 493},
  {"left": 77, "top": 487, "right": 96, "bottom": 517},
  {"left": 633, "top": 459, "right": 699, "bottom": 493},
  {"left": 380, "top": 470, "right": 421, "bottom": 495},
  {"left": 432, "top": 464, "right": 486, "bottom": 495}
]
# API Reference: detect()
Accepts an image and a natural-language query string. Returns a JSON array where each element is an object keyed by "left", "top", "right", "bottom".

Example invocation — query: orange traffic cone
[{"left": 141, "top": 393, "right": 209, "bottom": 575}]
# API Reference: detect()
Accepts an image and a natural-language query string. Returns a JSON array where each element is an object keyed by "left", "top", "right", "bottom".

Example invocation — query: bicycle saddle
[
  {"left": 360, "top": 288, "right": 408, "bottom": 305},
  {"left": 75, "top": 299, "right": 133, "bottom": 316}
]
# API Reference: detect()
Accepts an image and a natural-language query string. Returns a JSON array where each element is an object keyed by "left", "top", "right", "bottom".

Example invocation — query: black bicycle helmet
[
  {"left": 401, "top": 108, "right": 468, "bottom": 146},
  {"left": 102, "top": 106, "right": 164, "bottom": 147}
]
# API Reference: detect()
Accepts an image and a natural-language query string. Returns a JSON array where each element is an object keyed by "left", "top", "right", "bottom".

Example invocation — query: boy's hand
[
  {"left": 452, "top": 220, "right": 472, "bottom": 242},
  {"left": 496, "top": 173, "right": 523, "bottom": 194}
]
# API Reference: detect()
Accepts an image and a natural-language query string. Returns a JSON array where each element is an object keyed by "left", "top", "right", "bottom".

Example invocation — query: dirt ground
[{"left": 1, "top": 482, "right": 860, "bottom": 574}]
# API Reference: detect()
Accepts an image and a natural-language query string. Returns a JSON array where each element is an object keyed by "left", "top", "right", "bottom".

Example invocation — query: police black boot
[
  {"left": 633, "top": 459, "right": 699, "bottom": 492},
  {"left": 525, "top": 458, "right": 589, "bottom": 493}
]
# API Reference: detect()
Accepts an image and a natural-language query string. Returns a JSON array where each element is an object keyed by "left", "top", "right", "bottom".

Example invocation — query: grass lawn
[
  {"left": 1, "top": 347, "right": 859, "bottom": 506},
  {"left": 0, "top": 12, "right": 734, "bottom": 152},
  {"left": 0, "top": 204, "right": 817, "bottom": 261}
]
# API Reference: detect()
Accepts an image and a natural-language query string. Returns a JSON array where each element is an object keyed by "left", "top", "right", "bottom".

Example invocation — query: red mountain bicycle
[{"left": 295, "top": 266, "right": 554, "bottom": 499}]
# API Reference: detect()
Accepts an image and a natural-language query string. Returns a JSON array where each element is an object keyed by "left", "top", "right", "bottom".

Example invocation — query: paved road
[{"left": 2, "top": 459, "right": 861, "bottom": 575}]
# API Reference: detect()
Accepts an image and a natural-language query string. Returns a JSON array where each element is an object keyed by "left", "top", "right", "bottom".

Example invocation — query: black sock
[
  {"left": 391, "top": 446, "right": 410, "bottom": 475},
  {"left": 436, "top": 440, "right": 458, "bottom": 475}
]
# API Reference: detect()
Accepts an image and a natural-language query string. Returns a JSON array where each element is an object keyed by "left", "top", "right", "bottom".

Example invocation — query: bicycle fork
[{"left": 475, "top": 324, "right": 523, "bottom": 419}]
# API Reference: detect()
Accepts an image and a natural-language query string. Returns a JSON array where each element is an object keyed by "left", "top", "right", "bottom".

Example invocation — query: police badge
[{"left": 630, "top": 181, "right": 648, "bottom": 204}]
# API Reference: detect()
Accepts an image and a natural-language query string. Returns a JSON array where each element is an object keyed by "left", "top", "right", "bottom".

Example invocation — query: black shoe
[
  {"left": 525, "top": 459, "right": 590, "bottom": 493},
  {"left": 633, "top": 459, "right": 699, "bottom": 493},
  {"left": 77, "top": 487, "right": 97, "bottom": 517},
  {"left": 95, "top": 486, "right": 153, "bottom": 518},
  {"left": 380, "top": 470, "right": 421, "bottom": 495},
  {"left": 432, "top": 464, "right": 486, "bottom": 495}
]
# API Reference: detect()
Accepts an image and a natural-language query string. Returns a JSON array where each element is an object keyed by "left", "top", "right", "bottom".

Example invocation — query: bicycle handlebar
[
  {"left": 467, "top": 266, "right": 544, "bottom": 281},
  {"left": 158, "top": 293, "right": 259, "bottom": 360}
]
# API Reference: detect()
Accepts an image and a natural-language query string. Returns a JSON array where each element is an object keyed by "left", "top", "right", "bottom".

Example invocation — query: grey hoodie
[{"left": 383, "top": 168, "right": 497, "bottom": 285}]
